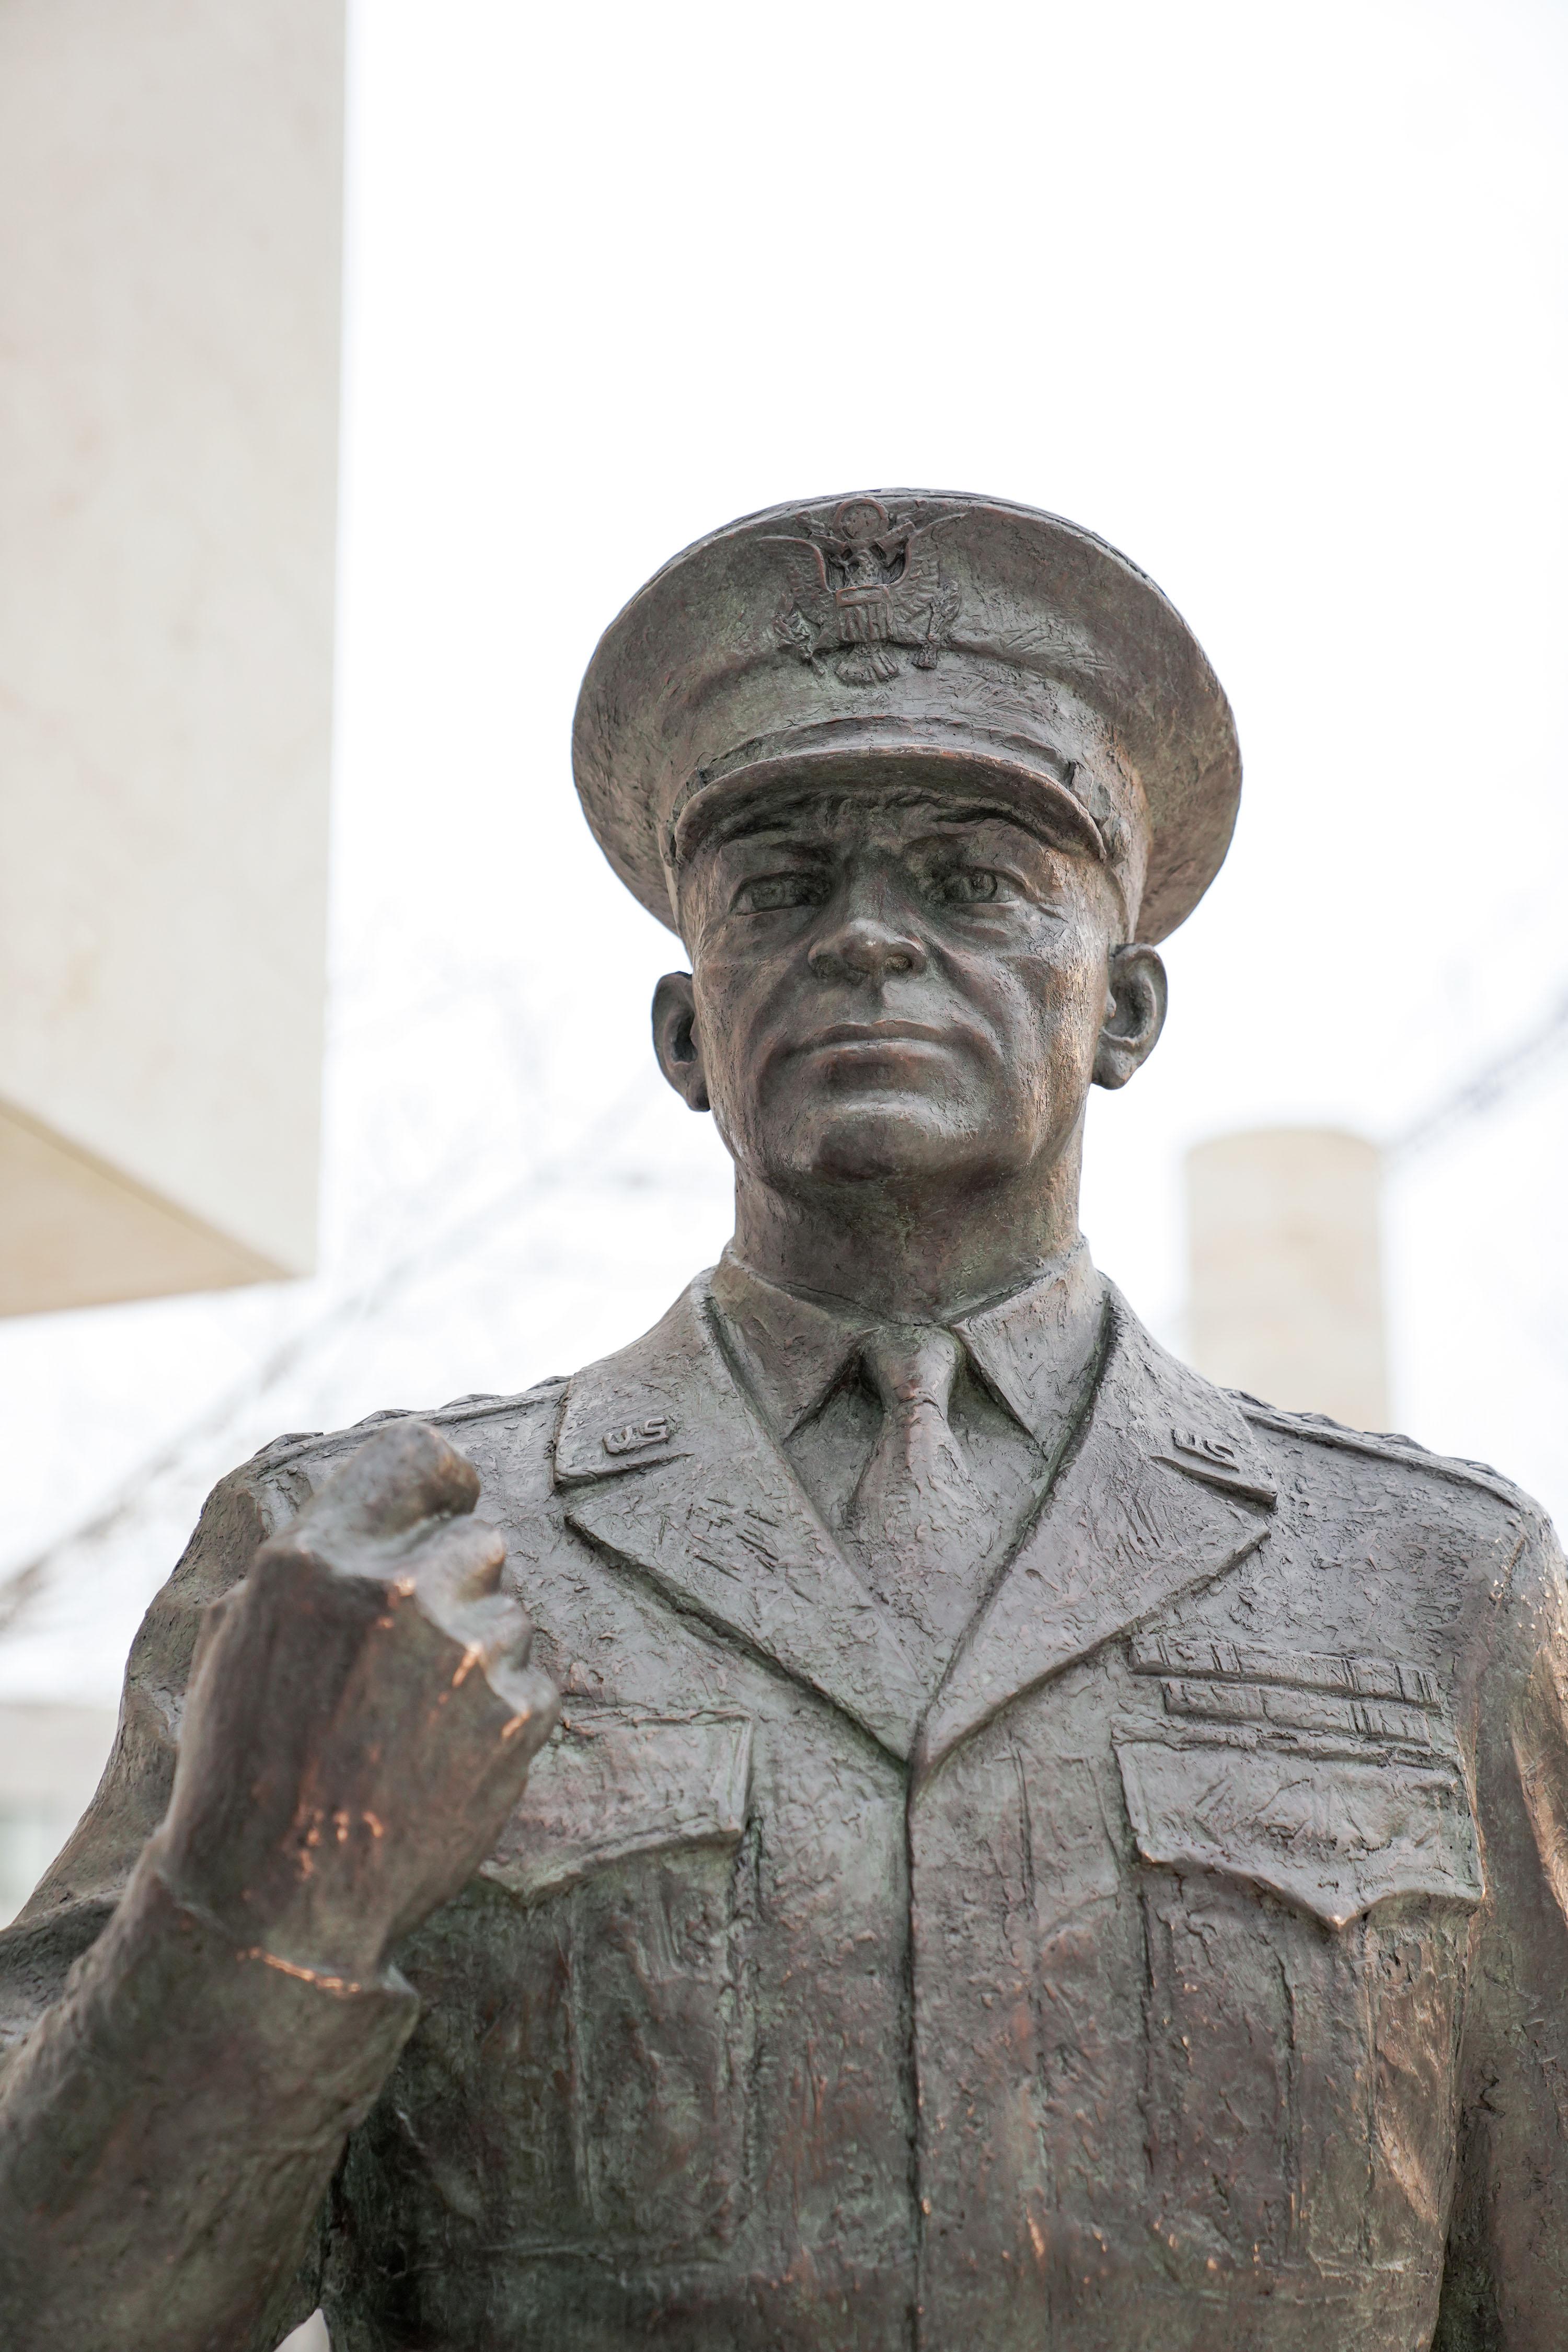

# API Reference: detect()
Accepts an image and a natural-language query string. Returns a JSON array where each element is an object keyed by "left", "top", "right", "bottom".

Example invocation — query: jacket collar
[
  {"left": 555, "top": 1274, "right": 1276, "bottom": 1771},
  {"left": 916, "top": 1285, "right": 1277, "bottom": 1771},
  {"left": 707, "top": 1241, "right": 1104, "bottom": 1450},
  {"left": 555, "top": 1275, "right": 930, "bottom": 1760}
]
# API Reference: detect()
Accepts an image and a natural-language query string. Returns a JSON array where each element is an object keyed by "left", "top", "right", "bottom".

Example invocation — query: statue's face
[{"left": 654, "top": 781, "right": 1165, "bottom": 1200}]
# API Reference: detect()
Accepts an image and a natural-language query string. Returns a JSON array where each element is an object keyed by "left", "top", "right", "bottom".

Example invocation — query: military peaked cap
[{"left": 572, "top": 489, "right": 1240, "bottom": 943}]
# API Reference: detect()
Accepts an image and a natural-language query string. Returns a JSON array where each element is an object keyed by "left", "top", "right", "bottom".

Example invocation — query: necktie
[{"left": 844, "top": 1324, "right": 985, "bottom": 1667}]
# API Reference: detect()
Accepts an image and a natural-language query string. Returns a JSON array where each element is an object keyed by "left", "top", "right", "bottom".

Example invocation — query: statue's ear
[
  {"left": 652, "top": 972, "right": 710, "bottom": 1112},
  {"left": 1093, "top": 944, "right": 1167, "bottom": 1090}
]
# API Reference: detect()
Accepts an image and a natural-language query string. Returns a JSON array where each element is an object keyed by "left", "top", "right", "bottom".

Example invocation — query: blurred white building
[
  {"left": 0, "top": 0, "right": 344, "bottom": 1318},
  {"left": 0, "top": 25, "right": 347, "bottom": 2345},
  {"left": 0, "top": 0, "right": 344, "bottom": 2009},
  {"left": 1186, "top": 1128, "right": 1389, "bottom": 1429}
]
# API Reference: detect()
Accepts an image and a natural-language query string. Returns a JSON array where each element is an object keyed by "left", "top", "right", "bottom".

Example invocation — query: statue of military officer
[{"left": 2, "top": 493, "right": 1565, "bottom": 2352}]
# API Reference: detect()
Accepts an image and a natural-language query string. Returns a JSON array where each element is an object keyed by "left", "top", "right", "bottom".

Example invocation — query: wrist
[{"left": 146, "top": 1835, "right": 388, "bottom": 1986}]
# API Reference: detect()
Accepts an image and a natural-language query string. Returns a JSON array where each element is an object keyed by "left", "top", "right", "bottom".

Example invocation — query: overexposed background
[{"left": 2, "top": 0, "right": 1566, "bottom": 1705}]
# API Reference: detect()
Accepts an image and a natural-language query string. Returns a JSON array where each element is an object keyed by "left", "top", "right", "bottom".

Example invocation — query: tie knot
[{"left": 859, "top": 1324, "right": 964, "bottom": 1420}]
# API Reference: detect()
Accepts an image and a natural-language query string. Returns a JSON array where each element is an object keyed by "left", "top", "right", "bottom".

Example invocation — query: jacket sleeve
[
  {"left": 0, "top": 1451, "right": 420, "bottom": 2352},
  {"left": 1437, "top": 1508, "right": 1568, "bottom": 2349}
]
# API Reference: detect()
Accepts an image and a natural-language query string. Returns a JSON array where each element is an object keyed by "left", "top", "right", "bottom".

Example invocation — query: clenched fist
[{"left": 152, "top": 1420, "right": 559, "bottom": 1984}]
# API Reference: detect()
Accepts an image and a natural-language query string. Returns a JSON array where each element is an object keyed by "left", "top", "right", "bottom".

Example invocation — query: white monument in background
[
  {"left": 0, "top": 0, "right": 344, "bottom": 1317},
  {"left": 1186, "top": 1126, "right": 1390, "bottom": 1431}
]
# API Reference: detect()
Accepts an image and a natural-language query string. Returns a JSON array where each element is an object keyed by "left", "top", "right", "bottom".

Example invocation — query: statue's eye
[
  {"left": 734, "top": 872, "right": 828, "bottom": 913},
  {"left": 938, "top": 869, "right": 1002, "bottom": 904}
]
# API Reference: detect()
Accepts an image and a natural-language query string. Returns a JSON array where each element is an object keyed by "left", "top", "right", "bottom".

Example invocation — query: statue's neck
[{"left": 728, "top": 1140, "right": 1085, "bottom": 1325}]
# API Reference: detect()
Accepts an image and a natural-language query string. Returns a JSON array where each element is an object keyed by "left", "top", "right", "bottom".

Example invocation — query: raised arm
[{"left": 0, "top": 1422, "right": 558, "bottom": 2352}]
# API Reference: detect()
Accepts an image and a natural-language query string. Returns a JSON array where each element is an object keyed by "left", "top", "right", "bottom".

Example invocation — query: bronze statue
[{"left": 2, "top": 492, "right": 1564, "bottom": 2351}]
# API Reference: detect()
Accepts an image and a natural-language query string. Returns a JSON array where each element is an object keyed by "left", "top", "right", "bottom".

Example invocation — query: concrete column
[
  {"left": 1185, "top": 1127, "right": 1390, "bottom": 1429},
  {"left": 0, "top": 1704, "right": 117, "bottom": 1928},
  {"left": 0, "top": 0, "right": 345, "bottom": 1315}
]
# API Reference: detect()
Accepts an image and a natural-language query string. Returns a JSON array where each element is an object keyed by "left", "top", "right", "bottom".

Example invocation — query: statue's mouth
[{"left": 798, "top": 1021, "right": 951, "bottom": 1055}]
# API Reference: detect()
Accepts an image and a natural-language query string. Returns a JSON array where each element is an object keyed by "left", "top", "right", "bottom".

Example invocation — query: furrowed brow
[
  {"left": 926, "top": 803, "right": 1082, "bottom": 855},
  {"left": 704, "top": 799, "right": 821, "bottom": 849}
]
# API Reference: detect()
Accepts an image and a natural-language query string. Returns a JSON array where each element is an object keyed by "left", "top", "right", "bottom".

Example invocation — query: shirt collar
[{"left": 708, "top": 1240, "right": 1106, "bottom": 1450}]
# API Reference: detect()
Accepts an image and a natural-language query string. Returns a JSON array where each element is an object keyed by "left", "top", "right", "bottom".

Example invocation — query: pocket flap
[
  {"left": 480, "top": 1709, "right": 753, "bottom": 1902},
  {"left": 1115, "top": 1737, "right": 1483, "bottom": 1928}
]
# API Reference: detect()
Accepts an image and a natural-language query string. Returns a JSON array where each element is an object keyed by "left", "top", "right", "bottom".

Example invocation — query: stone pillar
[
  {"left": 0, "top": 1704, "right": 118, "bottom": 1929},
  {"left": 0, "top": 0, "right": 345, "bottom": 1315},
  {"left": 1185, "top": 1127, "right": 1390, "bottom": 1429}
]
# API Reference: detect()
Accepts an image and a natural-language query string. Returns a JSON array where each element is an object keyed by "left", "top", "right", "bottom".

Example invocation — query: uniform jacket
[{"left": 2, "top": 1275, "right": 1567, "bottom": 2352}]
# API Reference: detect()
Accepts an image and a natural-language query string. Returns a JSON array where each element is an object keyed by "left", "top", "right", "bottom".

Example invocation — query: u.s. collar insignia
[
  {"left": 1155, "top": 1426, "right": 1277, "bottom": 1507},
  {"left": 764, "top": 497, "right": 961, "bottom": 687},
  {"left": 601, "top": 1415, "right": 676, "bottom": 1459}
]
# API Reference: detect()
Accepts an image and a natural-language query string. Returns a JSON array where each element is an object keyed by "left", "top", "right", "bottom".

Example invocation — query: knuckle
[
  {"left": 448, "top": 1520, "right": 508, "bottom": 1569},
  {"left": 494, "top": 1663, "right": 561, "bottom": 1740},
  {"left": 412, "top": 1521, "right": 508, "bottom": 1605},
  {"left": 295, "top": 1420, "right": 482, "bottom": 1549},
  {"left": 422, "top": 1589, "right": 525, "bottom": 1677}
]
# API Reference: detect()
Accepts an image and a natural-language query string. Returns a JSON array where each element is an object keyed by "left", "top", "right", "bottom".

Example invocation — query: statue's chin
[{"left": 775, "top": 1104, "right": 993, "bottom": 1191}]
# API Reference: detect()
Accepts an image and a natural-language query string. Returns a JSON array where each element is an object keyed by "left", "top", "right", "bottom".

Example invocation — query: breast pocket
[
  {"left": 384, "top": 1708, "right": 756, "bottom": 2267},
  {"left": 1112, "top": 1728, "right": 1482, "bottom": 2281},
  {"left": 1114, "top": 1735, "right": 1482, "bottom": 1929}
]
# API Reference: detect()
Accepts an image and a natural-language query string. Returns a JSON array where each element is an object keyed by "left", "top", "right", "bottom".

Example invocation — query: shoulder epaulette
[
  {"left": 244, "top": 1377, "right": 570, "bottom": 1477},
  {"left": 1233, "top": 1392, "right": 1529, "bottom": 1514}
]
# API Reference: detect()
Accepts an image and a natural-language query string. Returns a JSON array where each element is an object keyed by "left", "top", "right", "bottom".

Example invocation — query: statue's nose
[{"left": 808, "top": 913, "right": 928, "bottom": 983}]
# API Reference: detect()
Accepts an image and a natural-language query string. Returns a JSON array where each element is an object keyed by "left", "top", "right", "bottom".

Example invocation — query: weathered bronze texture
[{"left": 2, "top": 494, "right": 1564, "bottom": 2351}]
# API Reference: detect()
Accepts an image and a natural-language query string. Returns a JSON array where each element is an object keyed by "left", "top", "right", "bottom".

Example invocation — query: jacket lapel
[
  {"left": 555, "top": 1276, "right": 929, "bottom": 1761},
  {"left": 918, "top": 1287, "right": 1277, "bottom": 1772}
]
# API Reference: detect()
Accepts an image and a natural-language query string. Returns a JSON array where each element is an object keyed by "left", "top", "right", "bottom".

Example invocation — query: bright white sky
[{"left": 2, "top": 0, "right": 1566, "bottom": 1704}]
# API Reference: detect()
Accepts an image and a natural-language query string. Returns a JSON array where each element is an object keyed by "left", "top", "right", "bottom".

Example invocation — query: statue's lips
[{"left": 789, "top": 1021, "right": 965, "bottom": 1068}]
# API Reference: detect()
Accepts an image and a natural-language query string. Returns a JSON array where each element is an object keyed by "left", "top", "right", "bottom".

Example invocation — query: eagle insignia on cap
[{"left": 766, "top": 497, "right": 961, "bottom": 686}]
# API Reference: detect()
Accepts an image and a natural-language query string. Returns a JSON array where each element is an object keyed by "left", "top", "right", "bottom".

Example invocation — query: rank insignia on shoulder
[
  {"left": 1155, "top": 1426, "right": 1276, "bottom": 1507},
  {"left": 602, "top": 1416, "right": 675, "bottom": 1459}
]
